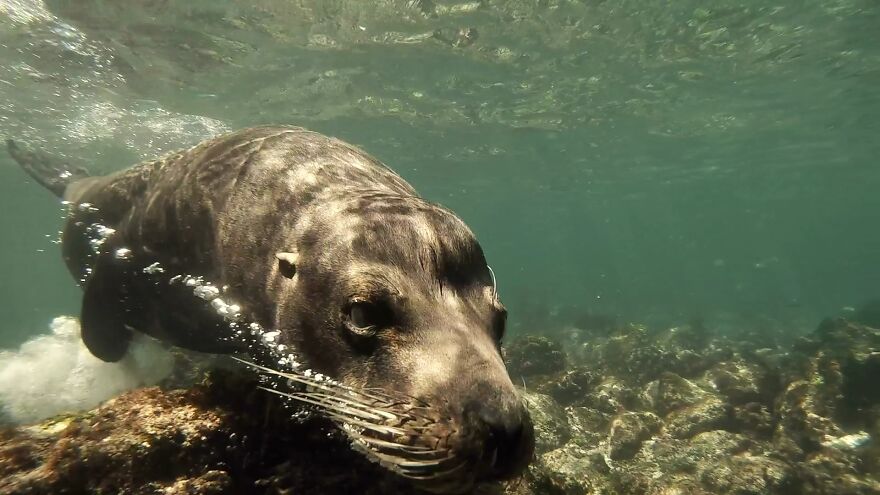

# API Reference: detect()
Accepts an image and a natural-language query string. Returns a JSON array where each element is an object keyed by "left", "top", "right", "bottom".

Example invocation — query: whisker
[
  {"left": 258, "top": 387, "right": 387, "bottom": 422},
  {"left": 347, "top": 433, "right": 451, "bottom": 457},
  {"left": 242, "top": 357, "right": 466, "bottom": 487},
  {"left": 302, "top": 391, "right": 399, "bottom": 421},
  {"left": 259, "top": 388, "right": 414, "bottom": 437},
  {"left": 396, "top": 461, "right": 468, "bottom": 480},
  {"left": 234, "top": 356, "right": 420, "bottom": 405},
  {"left": 357, "top": 448, "right": 455, "bottom": 473},
  {"left": 292, "top": 392, "right": 392, "bottom": 422},
  {"left": 359, "top": 387, "right": 428, "bottom": 405},
  {"left": 325, "top": 413, "right": 411, "bottom": 437}
]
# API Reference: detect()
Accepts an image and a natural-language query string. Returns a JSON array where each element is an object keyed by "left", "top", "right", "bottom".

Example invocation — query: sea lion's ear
[{"left": 276, "top": 252, "right": 298, "bottom": 278}]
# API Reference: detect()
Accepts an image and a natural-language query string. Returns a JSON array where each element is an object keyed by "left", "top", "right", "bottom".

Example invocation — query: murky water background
[{"left": 1, "top": 0, "right": 878, "bottom": 348}]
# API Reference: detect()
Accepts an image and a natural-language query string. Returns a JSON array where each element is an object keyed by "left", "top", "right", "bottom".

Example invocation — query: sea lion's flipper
[
  {"left": 80, "top": 260, "right": 133, "bottom": 362},
  {"left": 6, "top": 139, "right": 89, "bottom": 198}
]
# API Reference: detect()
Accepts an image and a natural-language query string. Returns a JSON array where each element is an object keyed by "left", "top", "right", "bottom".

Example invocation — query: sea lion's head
[{"left": 270, "top": 192, "right": 534, "bottom": 492}]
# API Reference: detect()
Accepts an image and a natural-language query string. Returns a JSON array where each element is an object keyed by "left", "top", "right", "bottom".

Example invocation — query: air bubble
[
  {"left": 90, "top": 227, "right": 116, "bottom": 239},
  {"left": 86, "top": 224, "right": 116, "bottom": 254},
  {"left": 194, "top": 285, "right": 220, "bottom": 300},
  {"left": 92, "top": 225, "right": 115, "bottom": 238},
  {"left": 143, "top": 262, "right": 164, "bottom": 274}
]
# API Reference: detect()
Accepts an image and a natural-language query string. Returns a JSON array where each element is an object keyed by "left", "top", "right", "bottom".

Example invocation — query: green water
[{"left": 1, "top": 0, "right": 878, "bottom": 346}]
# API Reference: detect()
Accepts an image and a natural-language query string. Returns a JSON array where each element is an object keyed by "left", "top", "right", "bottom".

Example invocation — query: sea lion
[{"left": 7, "top": 126, "right": 534, "bottom": 492}]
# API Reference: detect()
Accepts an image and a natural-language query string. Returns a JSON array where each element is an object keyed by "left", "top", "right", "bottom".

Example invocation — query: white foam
[{"left": 0, "top": 316, "right": 174, "bottom": 424}]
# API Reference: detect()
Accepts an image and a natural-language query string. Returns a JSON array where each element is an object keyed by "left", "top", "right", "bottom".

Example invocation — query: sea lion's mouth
[
  {"left": 234, "top": 358, "right": 474, "bottom": 491},
  {"left": 235, "top": 357, "right": 532, "bottom": 494}
]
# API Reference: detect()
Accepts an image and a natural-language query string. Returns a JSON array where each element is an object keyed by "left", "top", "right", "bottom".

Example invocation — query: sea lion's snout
[
  {"left": 464, "top": 395, "right": 535, "bottom": 481},
  {"left": 397, "top": 312, "right": 535, "bottom": 488}
]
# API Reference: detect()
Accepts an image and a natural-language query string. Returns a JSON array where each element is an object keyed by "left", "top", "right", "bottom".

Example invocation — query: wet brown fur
[{"left": 9, "top": 126, "right": 535, "bottom": 492}]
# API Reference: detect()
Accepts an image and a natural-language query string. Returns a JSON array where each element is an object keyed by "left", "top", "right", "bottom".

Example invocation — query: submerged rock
[
  {"left": 853, "top": 299, "right": 880, "bottom": 329},
  {"left": 582, "top": 377, "right": 648, "bottom": 414},
  {"left": 504, "top": 336, "right": 568, "bottom": 379},
  {"left": 521, "top": 391, "right": 571, "bottom": 455},
  {"left": 643, "top": 371, "right": 710, "bottom": 415},
  {"left": 2, "top": 318, "right": 880, "bottom": 494},
  {"left": 608, "top": 411, "right": 662, "bottom": 460},
  {"left": 527, "top": 444, "right": 601, "bottom": 495},
  {"left": 565, "top": 406, "right": 610, "bottom": 449},
  {"left": 546, "top": 367, "right": 601, "bottom": 406},
  {"left": 664, "top": 396, "right": 730, "bottom": 439},
  {"left": 702, "top": 359, "right": 768, "bottom": 405},
  {"left": 511, "top": 317, "right": 880, "bottom": 494},
  {"left": 0, "top": 374, "right": 417, "bottom": 495},
  {"left": 732, "top": 401, "right": 775, "bottom": 438}
]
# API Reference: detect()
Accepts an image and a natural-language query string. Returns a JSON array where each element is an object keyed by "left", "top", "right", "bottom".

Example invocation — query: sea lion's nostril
[{"left": 475, "top": 406, "right": 535, "bottom": 480}]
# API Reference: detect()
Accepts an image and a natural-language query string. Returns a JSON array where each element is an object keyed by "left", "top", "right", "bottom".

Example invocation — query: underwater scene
[{"left": 1, "top": 0, "right": 879, "bottom": 493}]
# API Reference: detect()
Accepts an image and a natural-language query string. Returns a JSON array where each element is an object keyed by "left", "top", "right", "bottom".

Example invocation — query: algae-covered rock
[
  {"left": 582, "top": 324, "right": 723, "bottom": 385},
  {"left": 4, "top": 317, "right": 880, "bottom": 494},
  {"left": 0, "top": 375, "right": 419, "bottom": 495},
  {"left": 521, "top": 391, "right": 571, "bottom": 455},
  {"left": 565, "top": 406, "right": 610, "bottom": 449},
  {"left": 546, "top": 367, "right": 601, "bottom": 406},
  {"left": 582, "top": 377, "right": 649, "bottom": 414},
  {"left": 504, "top": 336, "right": 568, "bottom": 379},
  {"left": 702, "top": 360, "right": 767, "bottom": 405},
  {"left": 795, "top": 451, "right": 880, "bottom": 494},
  {"left": 639, "top": 371, "right": 731, "bottom": 439},
  {"left": 732, "top": 402, "right": 775, "bottom": 437},
  {"left": 608, "top": 411, "right": 662, "bottom": 460},
  {"left": 699, "top": 454, "right": 793, "bottom": 494},
  {"left": 643, "top": 371, "right": 711, "bottom": 415},
  {"left": 665, "top": 396, "right": 730, "bottom": 439},
  {"left": 528, "top": 444, "right": 602, "bottom": 495},
  {"left": 517, "top": 317, "right": 880, "bottom": 494},
  {"left": 616, "top": 430, "right": 794, "bottom": 494},
  {"left": 157, "top": 470, "right": 232, "bottom": 494},
  {"left": 776, "top": 320, "right": 880, "bottom": 450}
]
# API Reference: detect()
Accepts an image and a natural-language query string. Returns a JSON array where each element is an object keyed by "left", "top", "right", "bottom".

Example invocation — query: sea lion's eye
[
  {"left": 345, "top": 300, "right": 393, "bottom": 337},
  {"left": 492, "top": 307, "right": 507, "bottom": 343},
  {"left": 350, "top": 303, "right": 373, "bottom": 329}
]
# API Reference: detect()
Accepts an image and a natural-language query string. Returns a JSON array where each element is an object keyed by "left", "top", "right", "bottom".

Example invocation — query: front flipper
[{"left": 80, "top": 257, "right": 134, "bottom": 362}]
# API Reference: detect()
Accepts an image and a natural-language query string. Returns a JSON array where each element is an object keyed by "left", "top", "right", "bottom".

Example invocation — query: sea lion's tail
[{"left": 6, "top": 140, "right": 89, "bottom": 197}]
